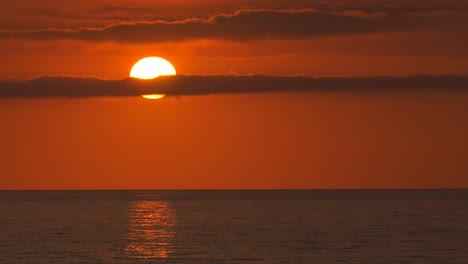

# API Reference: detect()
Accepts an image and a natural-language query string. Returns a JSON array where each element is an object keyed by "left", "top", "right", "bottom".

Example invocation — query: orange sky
[{"left": 1, "top": 0, "right": 468, "bottom": 189}]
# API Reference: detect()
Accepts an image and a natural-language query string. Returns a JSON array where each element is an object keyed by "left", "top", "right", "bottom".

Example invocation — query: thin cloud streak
[
  {"left": 0, "top": 75, "right": 467, "bottom": 98},
  {"left": 0, "top": 9, "right": 419, "bottom": 43}
]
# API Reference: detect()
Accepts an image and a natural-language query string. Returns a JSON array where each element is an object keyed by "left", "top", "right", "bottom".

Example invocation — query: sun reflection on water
[{"left": 125, "top": 201, "right": 176, "bottom": 259}]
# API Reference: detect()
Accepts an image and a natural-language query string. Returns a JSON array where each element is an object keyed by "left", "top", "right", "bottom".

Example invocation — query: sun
[
  {"left": 130, "top": 57, "right": 176, "bottom": 99},
  {"left": 130, "top": 57, "right": 176, "bottom": 79},
  {"left": 141, "top": 94, "right": 166, "bottom": 100}
]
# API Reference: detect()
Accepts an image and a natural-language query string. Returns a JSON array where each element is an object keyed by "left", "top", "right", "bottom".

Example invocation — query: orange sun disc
[{"left": 130, "top": 57, "right": 176, "bottom": 99}]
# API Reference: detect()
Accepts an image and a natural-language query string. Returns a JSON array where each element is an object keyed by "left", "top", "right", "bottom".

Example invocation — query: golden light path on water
[{"left": 125, "top": 201, "right": 176, "bottom": 259}]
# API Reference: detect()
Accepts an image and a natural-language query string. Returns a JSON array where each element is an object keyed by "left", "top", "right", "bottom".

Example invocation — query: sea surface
[{"left": 1, "top": 190, "right": 467, "bottom": 264}]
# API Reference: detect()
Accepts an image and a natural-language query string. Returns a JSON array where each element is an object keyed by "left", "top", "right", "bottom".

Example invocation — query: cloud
[
  {"left": 319, "top": 3, "right": 464, "bottom": 15},
  {"left": 0, "top": 9, "right": 420, "bottom": 43},
  {"left": 0, "top": 75, "right": 467, "bottom": 98}
]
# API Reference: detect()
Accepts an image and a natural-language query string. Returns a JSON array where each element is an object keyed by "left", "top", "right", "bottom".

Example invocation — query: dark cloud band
[
  {"left": 0, "top": 9, "right": 417, "bottom": 43},
  {"left": 0, "top": 75, "right": 467, "bottom": 98}
]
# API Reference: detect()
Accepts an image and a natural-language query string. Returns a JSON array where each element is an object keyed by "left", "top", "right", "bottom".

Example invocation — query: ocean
[{"left": 1, "top": 190, "right": 467, "bottom": 263}]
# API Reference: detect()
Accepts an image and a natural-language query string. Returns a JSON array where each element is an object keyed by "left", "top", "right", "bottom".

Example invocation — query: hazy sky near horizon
[{"left": 1, "top": 0, "right": 468, "bottom": 189}]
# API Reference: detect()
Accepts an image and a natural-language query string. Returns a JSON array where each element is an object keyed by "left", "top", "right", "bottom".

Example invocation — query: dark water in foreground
[{"left": 1, "top": 190, "right": 467, "bottom": 264}]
